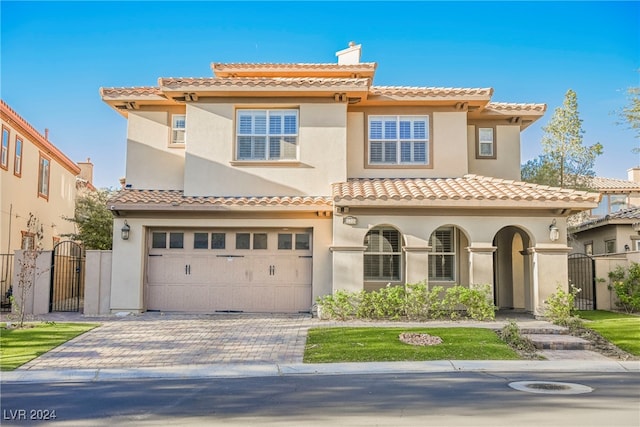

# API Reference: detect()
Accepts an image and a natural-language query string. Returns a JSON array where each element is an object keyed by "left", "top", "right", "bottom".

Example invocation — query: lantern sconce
[
  {"left": 549, "top": 219, "right": 559, "bottom": 242},
  {"left": 121, "top": 220, "right": 131, "bottom": 240}
]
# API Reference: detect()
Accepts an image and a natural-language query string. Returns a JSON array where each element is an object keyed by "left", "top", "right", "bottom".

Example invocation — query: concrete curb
[{"left": 2, "top": 360, "right": 639, "bottom": 384}]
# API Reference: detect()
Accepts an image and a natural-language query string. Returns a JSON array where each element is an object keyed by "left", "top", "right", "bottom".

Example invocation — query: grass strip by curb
[
  {"left": 577, "top": 310, "right": 640, "bottom": 356},
  {"left": 1, "top": 322, "right": 99, "bottom": 371},
  {"left": 304, "top": 327, "right": 519, "bottom": 363}
]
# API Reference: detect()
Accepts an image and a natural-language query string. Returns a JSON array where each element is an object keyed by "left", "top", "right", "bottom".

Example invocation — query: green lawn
[
  {"left": 577, "top": 310, "right": 640, "bottom": 356},
  {"left": 304, "top": 327, "right": 520, "bottom": 363},
  {"left": 0, "top": 322, "right": 99, "bottom": 370}
]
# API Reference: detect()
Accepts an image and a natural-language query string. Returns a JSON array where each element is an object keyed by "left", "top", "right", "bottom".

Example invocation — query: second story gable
[{"left": 101, "top": 43, "right": 546, "bottom": 197}]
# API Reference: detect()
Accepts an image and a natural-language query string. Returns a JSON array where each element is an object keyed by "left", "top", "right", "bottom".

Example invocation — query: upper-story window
[
  {"left": 236, "top": 109, "right": 298, "bottom": 161},
  {"left": 171, "top": 114, "right": 186, "bottom": 145},
  {"left": 477, "top": 127, "right": 495, "bottom": 159},
  {"left": 14, "top": 136, "right": 23, "bottom": 177},
  {"left": 1, "top": 125, "right": 9, "bottom": 170},
  {"left": 38, "top": 154, "right": 50, "bottom": 200},
  {"left": 592, "top": 194, "right": 628, "bottom": 217},
  {"left": 368, "top": 115, "right": 429, "bottom": 166}
]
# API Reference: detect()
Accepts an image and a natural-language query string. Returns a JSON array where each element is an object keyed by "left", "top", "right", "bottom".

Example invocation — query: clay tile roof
[
  {"left": 332, "top": 175, "right": 601, "bottom": 206},
  {"left": 369, "top": 86, "right": 493, "bottom": 98},
  {"left": 100, "top": 87, "right": 165, "bottom": 98},
  {"left": 588, "top": 176, "right": 640, "bottom": 192},
  {"left": 484, "top": 102, "right": 547, "bottom": 113},
  {"left": 212, "top": 62, "right": 377, "bottom": 71},
  {"left": 158, "top": 77, "right": 370, "bottom": 89},
  {"left": 108, "top": 189, "right": 333, "bottom": 210},
  {"left": 570, "top": 207, "right": 640, "bottom": 231}
]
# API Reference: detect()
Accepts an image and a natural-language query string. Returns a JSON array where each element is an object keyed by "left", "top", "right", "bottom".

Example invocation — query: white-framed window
[
  {"left": 368, "top": 115, "right": 429, "bottom": 165},
  {"left": 584, "top": 242, "right": 593, "bottom": 256},
  {"left": 38, "top": 154, "right": 50, "bottom": 199},
  {"left": 635, "top": 240, "right": 640, "bottom": 252},
  {"left": 14, "top": 136, "right": 22, "bottom": 177},
  {"left": 1, "top": 125, "right": 9, "bottom": 170},
  {"left": 236, "top": 109, "right": 298, "bottom": 161},
  {"left": 364, "top": 227, "right": 402, "bottom": 281},
  {"left": 429, "top": 227, "right": 456, "bottom": 281},
  {"left": 477, "top": 127, "right": 495, "bottom": 158},
  {"left": 171, "top": 114, "right": 186, "bottom": 145}
]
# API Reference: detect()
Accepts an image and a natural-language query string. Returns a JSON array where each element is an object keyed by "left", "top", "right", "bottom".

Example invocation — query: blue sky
[{"left": 1, "top": 1, "right": 638, "bottom": 189}]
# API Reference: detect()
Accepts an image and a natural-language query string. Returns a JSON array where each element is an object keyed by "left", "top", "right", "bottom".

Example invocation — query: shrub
[
  {"left": 544, "top": 284, "right": 583, "bottom": 329},
  {"left": 500, "top": 320, "right": 536, "bottom": 353},
  {"left": 608, "top": 263, "right": 640, "bottom": 313},
  {"left": 316, "top": 283, "right": 495, "bottom": 321}
]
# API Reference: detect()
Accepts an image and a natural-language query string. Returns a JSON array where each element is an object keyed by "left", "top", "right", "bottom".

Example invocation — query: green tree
[
  {"left": 521, "top": 89, "right": 603, "bottom": 189},
  {"left": 63, "top": 189, "right": 113, "bottom": 250},
  {"left": 619, "top": 86, "right": 640, "bottom": 152}
]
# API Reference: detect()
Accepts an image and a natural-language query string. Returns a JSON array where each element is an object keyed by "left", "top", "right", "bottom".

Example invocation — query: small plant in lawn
[
  {"left": 500, "top": 320, "right": 536, "bottom": 353},
  {"left": 607, "top": 264, "right": 640, "bottom": 313},
  {"left": 544, "top": 284, "right": 583, "bottom": 329}
]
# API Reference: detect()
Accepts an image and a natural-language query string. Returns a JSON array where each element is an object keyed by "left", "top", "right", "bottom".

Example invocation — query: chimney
[
  {"left": 628, "top": 167, "right": 640, "bottom": 183},
  {"left": 44, "top": 128, "right": 49, "bottom": 140},
  {"left": 77, "top": 157, "right": 94, "bottom": 186},
  {"left": 336, "top": 41, "right": 362, "bottom": 65}
]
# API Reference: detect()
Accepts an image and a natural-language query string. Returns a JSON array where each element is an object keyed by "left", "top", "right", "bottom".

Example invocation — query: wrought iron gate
[
  {"left": 568, "top": 253, "right": 595, "bottom": 310},
  {"left": 49, "top": 241, "right": 85, "bottom": 312}
]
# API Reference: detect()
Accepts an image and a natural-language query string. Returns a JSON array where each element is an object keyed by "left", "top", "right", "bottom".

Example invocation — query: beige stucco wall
[
  {"left": 109, "top": 215, "right": 333, "bottom": 313},
  {"left": 182, "top": 102, "right": 347, "bottom": 196},
  {"left": 467, "top": 124, "right": 521, "bottom": 180},
  {"left": 346, "top": 110, "right": 468, "bottom": 179},
  {"left": 11, "top": 250, "right": 52, "bottom": 315},
  {"left": 125, "top": 108, "right": 186, "bottom": 190},
  {"left": 84, "top": 250, "right": 112, "bottom": 315},
  {"left": 0, "top": 120, "right": 77, "bottom": 253}
]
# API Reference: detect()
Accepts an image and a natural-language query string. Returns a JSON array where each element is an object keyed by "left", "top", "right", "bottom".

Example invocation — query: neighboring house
[
  {"left": 101, "top": 43, "right": 599, "bottom": 316},
  {"left": 0, "top": 99, "right": 87, "bottom": 307},
  {"left": 570, "top": 207, "right": 640, "bottom": 255},
  {"left": 569, "top": 170, "right": 640, "bottom": 255}
]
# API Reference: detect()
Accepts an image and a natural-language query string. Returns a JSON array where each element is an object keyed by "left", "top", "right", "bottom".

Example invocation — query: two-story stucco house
[
  {"left": 101, "top": 43, "right": 599, "bottom": 316},
  {"left": 0, "top": 99, "right": 86, "bottom": 307}
]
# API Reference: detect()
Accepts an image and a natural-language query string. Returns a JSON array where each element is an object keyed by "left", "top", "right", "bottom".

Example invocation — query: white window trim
[
  {"left": 367, "top": 115, "right": 430, "bottom": 166},
  {"left": 171, "top": 114, "right": 186, "bottom": 146},
  {"left": 477, "top": 127, "right": 495, "bottom": 158},
  {"left": 429, "top": 227, "right": 457, "bottom": 282},
  {"left": 236, "top": 109, "right": 299, "bottom": 161}
]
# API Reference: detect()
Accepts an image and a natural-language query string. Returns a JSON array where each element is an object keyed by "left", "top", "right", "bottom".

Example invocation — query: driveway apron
[{"left": 18, "top": 314, "right": 314, "bottom": 370}]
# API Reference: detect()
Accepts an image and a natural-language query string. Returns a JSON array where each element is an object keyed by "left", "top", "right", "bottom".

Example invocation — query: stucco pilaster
[
  {"left": 528, "top": 244, "right": 572, "bottom": 316},
  {"left": 330, "top": 245, "right": 365, "bottom": 293},
  {"left": 403, "top": 246, "right": 430, "bottom": 285},
  {"left": 466, "top": 244, "right": 497, "bottom": 287}
]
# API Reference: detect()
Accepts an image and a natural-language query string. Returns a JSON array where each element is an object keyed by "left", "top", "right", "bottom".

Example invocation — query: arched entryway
[{"left": 493, "top": 227, "right": 532, "bottom": 312}]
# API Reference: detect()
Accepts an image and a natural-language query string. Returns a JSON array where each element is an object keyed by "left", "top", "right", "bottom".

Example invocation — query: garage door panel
[{"left": 146, "top": 229, "right": 312, "bottom": 313}]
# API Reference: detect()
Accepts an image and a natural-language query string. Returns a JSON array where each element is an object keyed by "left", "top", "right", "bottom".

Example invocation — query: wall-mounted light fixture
[
  {"left": 343, "top": 216, "right": 358, "bottom": 226},
  {"left": 625, "top": 244, "right": 630, "bottom": 252},
  {"left": 549, "top": 219, "right": 559, "bottom": 242},
  {"left": 121, "top": 220, "right": 131, "bottom": 240}
]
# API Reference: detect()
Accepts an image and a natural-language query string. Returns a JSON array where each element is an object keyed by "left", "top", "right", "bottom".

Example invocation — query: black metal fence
[
  {"left": 568, "top": 253, "right": 596, "bottom": 310},
  {"left": 49, "top": 241, "right": 85, "bottom": 312},
  {"left": 1, "top": 253, "right": 13, "bottom": 312}
]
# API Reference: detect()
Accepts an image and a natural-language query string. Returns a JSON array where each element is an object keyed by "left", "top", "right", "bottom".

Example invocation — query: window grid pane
[
  {"left": 211, "top": 233, "right": 226, "bottom": 249},
  {"left": 237, "top": 110, "right": 298, "bottom": 160},
  {"left": 169, "top": 232, "right": 184, "bottom": 249},
  {"left": 193, "top": 233, "right": 208, "bottom": 249},
  {"left": 278, "top": 234, "right": 292, "bottom": 250},
  {"left": 152, "top": 232, "right": 166, "bottom": 249},
  {"left": 363, "top": 228, "right": 402, "bottom": 281},
  {"left": 369, "top": 116, "right": 428, "bottom": 165}
]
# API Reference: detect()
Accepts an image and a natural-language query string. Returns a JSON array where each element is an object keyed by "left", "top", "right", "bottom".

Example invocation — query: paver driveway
[{"left": 19, "top": 313, "right": 315, "bottom": 370}]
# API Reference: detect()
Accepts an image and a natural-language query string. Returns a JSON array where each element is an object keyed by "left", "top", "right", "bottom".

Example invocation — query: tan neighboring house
[
  {"left": 570, "top": 169, "right": 640, "bottom": 255},
  {"left": 0, "top": 99, "right": 85, "bottom": 308},
  {"left": 101, "top": 43, "right": 600, "bottom": 316}
]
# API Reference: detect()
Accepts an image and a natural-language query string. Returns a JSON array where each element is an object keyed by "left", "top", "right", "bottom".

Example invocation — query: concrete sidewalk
[{"left": 2, "top": 311, "right": 639, "bottom": 383}]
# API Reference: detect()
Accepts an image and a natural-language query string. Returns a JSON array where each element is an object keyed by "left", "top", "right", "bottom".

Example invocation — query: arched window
[
  {"left": 428, "top": 227, "right": 456, "bottom": 281},
  {"left": 364, "top": 227, "right": 402, "bottom": 281}
]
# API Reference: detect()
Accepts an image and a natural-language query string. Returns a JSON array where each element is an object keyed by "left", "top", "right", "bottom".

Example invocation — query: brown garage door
[{"left": 145, "top": 228, "right": 312, "bottom": 313}]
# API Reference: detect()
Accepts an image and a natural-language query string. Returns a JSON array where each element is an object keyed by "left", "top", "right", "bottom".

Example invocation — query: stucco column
[
  {"left": 528, "top": 244, "right": 572, "bottom": 317},
  {"left": 330, "top": 245, "right": 365, "bottom": 293},
  {"left": 403, "top": 246, "right": 431, "bottom": 285},
  {"left": 110, "top": 218, "right": 145, "bottom": 313},
  {"left": 467, "top": 244, "right": 497, "bottom": 286}
]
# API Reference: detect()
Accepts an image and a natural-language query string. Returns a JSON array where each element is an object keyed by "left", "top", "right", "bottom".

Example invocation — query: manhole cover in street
[{"left": 508, "top": 381, "right": 593, "bottom": 395}]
